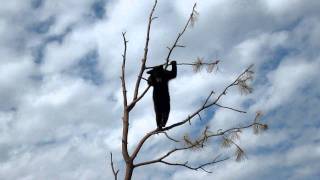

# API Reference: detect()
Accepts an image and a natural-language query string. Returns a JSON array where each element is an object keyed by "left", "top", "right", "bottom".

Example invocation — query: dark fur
[{"left": 147, "top": 61, "right": 177, "bottom": 129}]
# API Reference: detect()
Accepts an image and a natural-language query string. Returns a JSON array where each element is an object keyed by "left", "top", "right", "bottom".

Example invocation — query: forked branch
[
  {"left": 135, "top": 117, "right": 266, "bottom": 172},
  {"left": 160, "top": 156, "right": 229, "bottom": 173},
  {"left": 131, "top": 65, "right": 255, "bottom": 165},
  {"left": 165, "top": 3, "right": 198, "bottom": 68},
  {"left": 134, "top": 145, "right": 198, "bottom": 167},
  {"left": 128, "top": 85, "right": 151, "bottom": 111},
  {"left": 163, "top": 65, "right": 254, "bottom": 131},
  {"left": 132, "top": 0, "right": 158, "bottom": 101},
  {"left": 110, "top": 152, "right": 119, "bottom": 180}
]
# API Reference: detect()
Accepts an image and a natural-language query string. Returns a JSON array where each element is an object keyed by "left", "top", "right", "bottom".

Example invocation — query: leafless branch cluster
[
  {"left": 182, "top": 110, "right": 268, "bottom": 163},
  {"left": 124, "top": 64, "right": 266, "bottom": 175},
  {"left": 134, "top": 139, "right": 229, "bottom": 174},
  {"left": 111, "top": 1, "right": 267, "bottom": 179}
]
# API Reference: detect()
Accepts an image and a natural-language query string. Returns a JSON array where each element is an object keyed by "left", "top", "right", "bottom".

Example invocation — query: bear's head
[{"left": 147, "top": 65, "right": 165, "bottom": 83}]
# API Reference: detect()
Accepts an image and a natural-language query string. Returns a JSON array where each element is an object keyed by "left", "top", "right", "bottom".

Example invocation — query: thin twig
[
  {"left": 161, "top": 132, "right": 180, "bottom": 142},
  {"left": 160, "top": 156, "right": 229, "bottom": 173},
  {"left": 134, "top": 145, "right": 195, "bottom": 167},
  {"left": 164, "top": 3, "right": 197, "bottom": 69},
  {"left": 214, "top": 103, "right": 246, "bottom": 113},
  {"left": 203, "top": 91, "right": 215, "bottom": 108},
  {"left": 207, "top": 122, "right": 266, "bottom": 139},
  {"left": 145, "top": 59, "right": 219, "bottom": 69},
  {"left": 110, "top": 152, "right": 119, "bottom": 180},
  {"left": 197, "top": 113, "right": 202, "bottom": 121}
]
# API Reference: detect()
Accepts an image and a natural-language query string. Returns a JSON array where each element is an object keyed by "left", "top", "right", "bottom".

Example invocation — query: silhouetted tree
[{"left": 110, "top": 1, "right": 267, "bottom": 179}]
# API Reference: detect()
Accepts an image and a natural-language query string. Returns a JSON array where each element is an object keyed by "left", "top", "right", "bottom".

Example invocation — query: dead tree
[{"left": 110, "top": 1, "right": 267, "bottom": 179}]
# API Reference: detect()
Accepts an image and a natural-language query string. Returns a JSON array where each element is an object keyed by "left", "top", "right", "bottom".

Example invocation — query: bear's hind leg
[
  {"left": 156, "top": 112, "right": 163, "bottom": 130},
  {"left": 161, "top": 111, "right": 169, "bottom": 127}
]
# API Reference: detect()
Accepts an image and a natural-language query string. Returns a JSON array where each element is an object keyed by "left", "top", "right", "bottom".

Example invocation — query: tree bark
[
  {"left": 121, "top": 111, "right": 130, "bottom": 162},
  {"left": 124, "top": 163, "right": 134, "bottom": 180}
]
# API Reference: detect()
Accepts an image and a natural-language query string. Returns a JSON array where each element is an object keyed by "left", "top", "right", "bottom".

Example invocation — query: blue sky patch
[
  {"left": 72, "top": 50, "right": 104, "bottom": 85},
  {"left": 28, "top": 16, "right": 55, "bottom": 34},
  {"left": 31, "top": 0, "right": 44, "bottom": 9},
  {"left": 91, "top": 0, "right": 107, "bottom": 20}
]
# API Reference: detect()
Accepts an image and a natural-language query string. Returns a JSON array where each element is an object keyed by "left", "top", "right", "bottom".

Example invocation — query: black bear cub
[{"left": 147, "top": 61, "right": 177, "bottom": 130}]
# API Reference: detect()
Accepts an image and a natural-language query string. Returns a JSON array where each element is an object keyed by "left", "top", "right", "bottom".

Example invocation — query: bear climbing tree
[
  {"left": 147, "top": 61, "right": 177, "bottom": 130},
  {"left": 110, "top": 1, "right": 268, "bottom": 180}
]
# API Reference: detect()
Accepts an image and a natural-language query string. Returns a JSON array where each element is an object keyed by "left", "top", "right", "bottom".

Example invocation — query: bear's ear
[{"left": 147, "top": 69, "right": 153, "bottom": 74}]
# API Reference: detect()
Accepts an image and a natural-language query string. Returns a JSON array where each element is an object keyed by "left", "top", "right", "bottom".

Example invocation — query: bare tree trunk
[
  {"left": 121, "top": 111, "right": 130, "bottom": 161},
  {"left": 124, "top": 163, "right": 134, "bottom": 180},
  {"left": 122, "top": 110, "right": 134, "bottom": 180}
]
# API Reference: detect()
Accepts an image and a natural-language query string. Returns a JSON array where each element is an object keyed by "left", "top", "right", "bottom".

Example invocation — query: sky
[{"left": 0, "top": 0, "right": 320, "bottom": 179}]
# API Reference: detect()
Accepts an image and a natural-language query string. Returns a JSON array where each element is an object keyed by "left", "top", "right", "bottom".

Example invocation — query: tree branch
[
  {"left": 128, "top": 85, "right": 151, "bottom": 111},
  {"left": 146, "top": 60, "right": 220, "bottom": 69},
  {"left": 203, "top": 90, "right": 215, "bottom": 108},
  {"left": 164, "top": 3, "right": 197, "bottom": 69},
  {"left": 163, "top": 65, "right": 253, "bottom": 131},
  {"left": 130, "top": 65, "right": 253, "bottom": 163},
  {"left": 161, "top": 131, "right": 180, "bottom": 143},
  {"left": 110, "top": 152, "right": 119, "bottom": 180},
  {"left": 134, "top": 144, "right": 229, "bottom": 173},
  {"left": 121, "top": 32, "right": 128, "bottom": 108},
  {"left": 214, "top": 103, "right": 246, "bottom": 113},
  {"left": 209, "top": 123, "right": 266, "bottom": 139},
  {"left": 132, "top": 0, "right": 157, "bottom": 101},
  {"left": 160, "top": 156, "right": 229, "bottom": 173},
  {"left": 134, "top": 119, "right": 264, "bottom": 170},
  {"left": 134, "top": 145, "right": 194, "bottom": 167},
  {"left": 131, "top": 129, "right": 159, "bottom": 160},
  {"left": 120, "top": 32, "right": 131, "bottom": 163}
]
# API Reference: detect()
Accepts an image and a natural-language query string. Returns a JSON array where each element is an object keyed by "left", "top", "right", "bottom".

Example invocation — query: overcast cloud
[{"left": 0, "top": 0, "right": 320, "bottom": 179}]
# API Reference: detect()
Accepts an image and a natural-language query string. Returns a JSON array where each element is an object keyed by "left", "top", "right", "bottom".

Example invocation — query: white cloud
[{"left": 41, "top": 27, "right": 97, "bottom": 74}]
